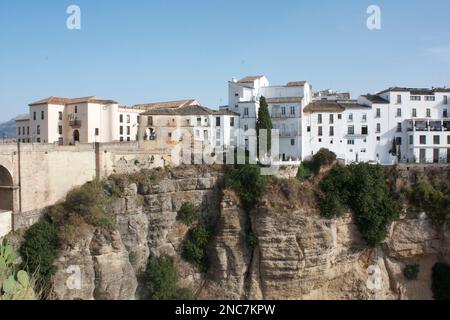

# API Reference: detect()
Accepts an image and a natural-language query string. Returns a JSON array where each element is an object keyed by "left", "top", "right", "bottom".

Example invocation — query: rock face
[
  {"left": 200, "top": 178, "right": 450, "bottom": 300},
  {"left": 52, "top": 165, "right": 223, "bottom": 300},
  {"left": 51, "top": 165, "right": 450, "bottom": 300}
]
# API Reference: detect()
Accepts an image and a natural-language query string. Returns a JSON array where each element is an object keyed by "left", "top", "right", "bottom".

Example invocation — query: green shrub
[
  {"left": 403, "top": 264, "right": 420, "bottom": 280},
  {"left": 224, "top": 164, "right": 267, "bottom": 212},
  {"left": 49, "top": 180, "right": 115, "bottom": 244},
  {"left": 143, "top": 254, "right": 192, "bottom": 300},
  {"left": 312, "top": 148, "right": 337, "bottom": 173},
  {"left": 296, "top": 161, "right": 313, "bottom": 181},
  {"left": 320, "top": 163, "right": 399, "bottom": 246},
  {"left": 177, "top": 203, "right": 198, "bottom": 226},
  {"left": 408, "top": 181, "right": 450, "bottom": 225},
  {"left": 182, "top": 225, "right": 211, "bottom": 271},
  {"left": 432, "top": 263, "right": 450, "bottom": 300},
  {"left": 246, "top": 232, "right": 258, "bottom": 250},
  {"left": 20, "top": 219, "right": 58, "bottom": 295}
]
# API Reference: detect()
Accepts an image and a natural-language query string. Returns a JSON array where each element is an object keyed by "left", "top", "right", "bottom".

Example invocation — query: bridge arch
[{"left": 0, "top": 165, "right": 14, "bottom": 211}]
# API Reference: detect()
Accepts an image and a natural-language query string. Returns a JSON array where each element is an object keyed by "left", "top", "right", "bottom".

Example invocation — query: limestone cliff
[{"left": 50, "top": 165, "right": 450, "bottom": 300}]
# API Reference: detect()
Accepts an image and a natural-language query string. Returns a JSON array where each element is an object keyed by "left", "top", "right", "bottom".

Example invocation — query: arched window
[
  {"left": 73, "top": 130, "right": 80, "bottom": 142},
  {"left": 0, "top": 165, "right": 14, "bottom": 211}
]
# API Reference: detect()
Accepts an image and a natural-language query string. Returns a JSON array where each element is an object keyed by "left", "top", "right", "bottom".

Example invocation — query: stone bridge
[{"left": 0, "top": 142, "right": 170, "bottom": 237}]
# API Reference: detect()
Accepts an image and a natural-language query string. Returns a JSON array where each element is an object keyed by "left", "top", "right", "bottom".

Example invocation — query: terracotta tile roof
[
  {"left": 141, "top": 104, "right": 213, "bottom": 116},
  {"left": 361, "top": 94, "right": 389, "bottom": 104},
  {"left": 376, "top": 87, "right": 449, "bottom": 95},
  {"left": 266, "top": 97, "right": 303, "bottom": 104},
  {"left": 304, "top": 100, "right": 370, "bottom": 113},
  {"left": 286, "top": 81, "right": 307, "bottom": 87},
  {"left": 29, "top": 96, "right": 118, "bottom": 106},
  {"left": 131, "top": 99, "right": 199, "bottom": 110},
  {"left": 212, "top": 109, "right": 240, "bottom": 116},
  {"left": 237, "top": 76, "right": 265, "bottom": 83}
]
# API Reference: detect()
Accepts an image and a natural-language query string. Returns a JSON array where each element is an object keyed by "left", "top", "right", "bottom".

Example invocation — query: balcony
[
  {"left": 271, "top": 112, "right": 296, "bottom": 118},
  {"left": 407, "top": 119, "right": 450, "bottom": 132},
  {"left": 69, "top": 119, "right": 81, "bottom": 128},
  {"left": 279, "top": 131, "right": 298, "bottom": 138}
]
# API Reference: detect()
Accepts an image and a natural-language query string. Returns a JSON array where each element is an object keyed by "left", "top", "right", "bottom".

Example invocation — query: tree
[{"left": 256, "top": 96, "right": 273, "bottom": 157}]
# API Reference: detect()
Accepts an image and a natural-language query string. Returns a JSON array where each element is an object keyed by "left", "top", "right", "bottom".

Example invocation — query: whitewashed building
[{"left": 225, "top": 76, "right": 450, "bottom": 164}]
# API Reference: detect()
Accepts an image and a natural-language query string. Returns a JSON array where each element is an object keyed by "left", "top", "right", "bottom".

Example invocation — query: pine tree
[{"left": 256, "top": 96, "right": 273, "bottom": 156}]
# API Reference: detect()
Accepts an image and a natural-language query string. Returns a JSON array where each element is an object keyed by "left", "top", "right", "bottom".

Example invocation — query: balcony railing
[
  {"left": 271, "top": 113, "right": 297, "bottom": 118},
  {"left": 407, "top": 120, "right": 450, "bottom": 132},
  {"left": 69, "top": 119, "right": 81, "bottom": 128}
]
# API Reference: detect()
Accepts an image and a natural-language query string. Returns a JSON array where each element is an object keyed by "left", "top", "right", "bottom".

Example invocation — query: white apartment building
[
  {"left": 15, "top": 97, "right": 200, "bottom": 145},
  {"left": 140, "top": 104, "right": 239, "bottom": 149},
  {"left": 225, "top": 76, "right": 450, "bottom": 164},
  {"left": 359, "top": 87, "right": 450, "bottom": 164},
  {"left": 222, "top": 76, "right": 312, "bottom": 161}
]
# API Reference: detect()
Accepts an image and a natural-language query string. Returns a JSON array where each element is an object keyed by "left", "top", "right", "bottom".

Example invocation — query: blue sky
[{"left": 1, "top": 0, "right": 449, "bottom": 122}]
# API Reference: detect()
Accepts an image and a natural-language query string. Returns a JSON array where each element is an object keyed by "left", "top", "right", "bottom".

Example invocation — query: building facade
[{"left": 225, "top": 76, "right": 450, "bottom": 164}]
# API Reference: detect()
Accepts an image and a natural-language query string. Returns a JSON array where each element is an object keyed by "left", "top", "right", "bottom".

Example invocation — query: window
[
  {"left": 126, "top": 115, "right": 130, "bottom": 123},
  {"left": 329, "top": 126, "right": 334, "bottom": 136},
  {"left": 120, "top": 137, "right": 124, "bottom": 142},
  {"left": 37, "top": 125, "right": 40, "bottom": 135},
  {"left": 120, "top": 126, "right": 123, "bottom": 135},
  {"left": 244, "top": 108, "right": 249, "bottom": 116},
  {"left": 396, "top": 137, "right": 402, "bottom": 146},
  {"left": 444, "top": 96, "right": 448, "bottom": 105},
  {"left": 290, "top": 139, "right": 295, "bottom": 146},
  {"left": 168, "top": 132, "right": 172, "bottom": 138},
  {"left": 409, "top": 135, "right": 413, "bottom": 145},
  {"left": 127, "top": 126, "right": 130, "bottom": 135},
  {"left": 444, "top": 109, "right": 448, "bottom": 118},
  {"left": 376, "top": 123, "right": 381, "bottom": 133},
  {"left": 338, "top": 114, "right": 342, "bottom": 120},
  {"left": 37, "top": 138, "right": 41, "bottom": 143},
  {"left": 318, "top": 126, "right": 323, "bottom": 136},
  {"left": 18, "top": 127, "right": 20, "bottom": 135},
  {"left": 307, "top": 126, "right": 311, "bottom": 132},
  {"left": 347, "top": 139, "right": 354, "bottom": 145},
  {"left": 396, "top": 95, "right": 402, "bottom": 104},
  {"left": 426, "top": 109, "right": 431, "bottom": 117},
  {"left": 216, "top": 117, "right": 221, "bottom": 126},
  {"left": 95, "top": 128, "right": 99, "bottom": 136},
  {"left": 41, "top": 111, "right": 44, "bottom": 120},
  {"left": 244, "top": 124, "right": 248, "bottom": 131},
  {"left": 397, "top": 122, "right": 402, "bottom": 132},
  {"left": 420, "top": 135, "right": 426, "bottom": 144},
  {"left": 411, "top": 96, "right": 421, "bottom": 101},
  {"left": 120, "top": 114, "right": 123, "bottom": 123},
  {"left": 329, "top": 114, "right": 334, "bottom": 124},
  {"left": 377, "top": 136, "right": 380, "bottom": 141},
  {"left": 348, "top": 113, "right": 353, "bottom": 122},
  {"left": 281, "top": 107, "right": 286, "bottom": 115},
  {"left": 22, "top": 127, "right": 25, "bottom": 134},
  {"left": 412, "top": 108, "right": 417, "bottom": 117},
  {"left": 137, "top": 116, "right": 140, "bottom": 124},
  {"left": 396, "top": 108, "right": 402, "bottom": 117},
  {"left": 448, "top": 135, "right": 450, "bottom": 144},
  {"left": 434, "top": 135, "right": 440, "bottom": 144},
  {"left": 127, "top": 137, "right": 130, "bottom": 141},
  {"left": 347, "top": 125, "right": 354, "bottom": 135},
  {"left": 376, "top": 108, "right": 381, "bottom": 118},
  {"left": 27, "top": 127, "right": 29, "bottom": 135},
  {"left": 59, "top": 111, "right": 63, "bottom": 120},
  {"left": 318, "top": 114, "right": 322, "bottom": 124},
  {"left": 58, "top": 125, "right": 63, "bottom": 135},
  {"left": 74, "top": 106, "right": 78, "bottom": 113},
  {"left": 147, "top": 116, "right": 153, "bottom": 126},
  {"left": 425, "top": 96, "right": 435, "bottom": 101},
  {"left": 235, "top": 93, "right": 239, "bottom": 97},
  {"left": 33, "top": 112, "right": 36, "bottom": 120},
  {"left": 362, "top": 114, "right": 367, "bottom": 122},
  {"left": 235, "top": 104, "right": 238, "bottom": 108},
  {"left": 230, "top": 117, "right": 234, "bottom": 127},
  {"left": 361, "top": 149, "right": 366, "bottom": 153},
  {"left": 361, "top": 126, "right": 368, "bottom": 135},
  {"left": 290, "top": 106, "right": 295, "bottom": 115},
  {"left": 197, "top": 117, "right": 201, "bottom": 125}
]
